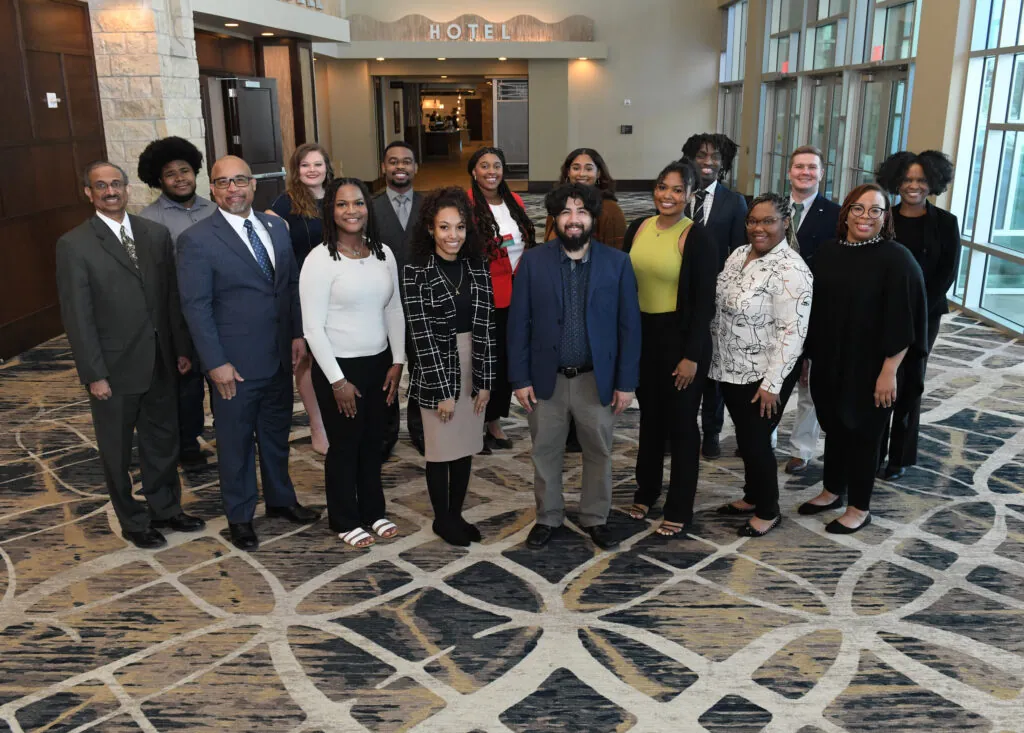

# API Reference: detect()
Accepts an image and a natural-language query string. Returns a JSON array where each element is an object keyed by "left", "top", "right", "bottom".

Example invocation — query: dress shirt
[
  {"left": 689, "top": 180, "right": 717, "bottom": 226},
  {"left": 386, "top": 186, "right": 413, "bottom": 229},
  {"left": 709, "top": 241, "right": 813, "bottom": 394},
  {"left": 558, "top": 244, "right": 593, "bottom": 369},
  {"left": 95, "top": 210, "right": 133, "bottom": 241},
  {"left": 219, "top": 208, "right": 276, "bottom": 268},
  {"left": 139, "top": 194, "right": 216, "bottom": 250}
]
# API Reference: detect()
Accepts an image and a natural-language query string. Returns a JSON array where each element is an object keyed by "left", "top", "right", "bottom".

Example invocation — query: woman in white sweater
[{"left": 299, "top": 177, "right": 406, "bottom": 548}]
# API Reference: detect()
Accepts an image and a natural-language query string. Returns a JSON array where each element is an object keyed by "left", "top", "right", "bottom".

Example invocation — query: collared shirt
[
  {"left": 709, "top": 241, "right": 813, "bottom": 393},
  {"left": 139, "top": 193, "right": 216, "bottom": 251},
  {"left": 558, "top": 243, "right": 593, "bottom": 369},
  {"left": 219, "top": 208, "right": 276, "bottom": 268},
  {"left": 689, "top": 180, "right": 717, "bottom": 226},
  {"left": 789, "top": 191, "right": 817, "bottom": 234},
  {"left": 95, "top": 210, "right": 133, "bottom": 241},
  {"left": 386, "top": 186, "right": 413, "bottom": 228}
]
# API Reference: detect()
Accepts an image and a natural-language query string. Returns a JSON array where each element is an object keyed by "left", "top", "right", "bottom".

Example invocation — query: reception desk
[{"left": 423, "top": 130, "right": 468, "bottom": 160}]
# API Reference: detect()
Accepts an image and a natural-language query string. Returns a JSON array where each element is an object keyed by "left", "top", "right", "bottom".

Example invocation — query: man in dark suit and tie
[
  {"left": 177, "top": 155, "right": 320, "bottom": 551},
  {"left": 55, "top": 161, "right": 205, "bottom": 548},
  {"left": 681, "top": 133, "right": 748, "bottom": 459},
  {"left": 372, "top": 140, "right": 425, "bottom": 455},
  {"left": 785, "top": 145, "right": 841, "bottom": 474}
]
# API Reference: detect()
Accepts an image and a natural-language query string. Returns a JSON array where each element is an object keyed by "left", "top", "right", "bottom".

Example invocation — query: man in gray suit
[
  {"left": 55, "top": 161, "right": 205, "bottom": 548},
  {"left": 372, "top": 140, "right": 425, "bottom": 454}
]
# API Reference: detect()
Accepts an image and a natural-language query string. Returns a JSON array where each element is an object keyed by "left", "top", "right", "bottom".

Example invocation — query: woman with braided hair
[
  {"left": 466, "top": 146, "right": 536, "bottom": 453},
  {"left": 711, "top": 193, "right": 813, "bottom": 537},
  {"left": 299, "top": 177, "right": 406, "bottom": 548}
]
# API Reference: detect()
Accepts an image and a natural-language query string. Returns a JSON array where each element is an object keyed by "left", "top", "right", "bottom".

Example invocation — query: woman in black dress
[
  {"left": 875, "top": 151, "right": 959, "bottom": 480},
  {"left": 799, "top": 183, "right": 928, "bottom": 533}
]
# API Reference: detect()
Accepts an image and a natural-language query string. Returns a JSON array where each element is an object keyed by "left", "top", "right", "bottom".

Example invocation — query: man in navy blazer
[
  {"left": 508, "top": 183, "right": 641, "bottom": 551},
  {"left": 177, "top": 155, "right": 320, "bottom": 550}
]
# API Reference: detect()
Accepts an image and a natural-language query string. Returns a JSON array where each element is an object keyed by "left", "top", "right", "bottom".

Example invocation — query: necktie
[
  {"left": 792, "top": 202, "right": 805, "bottom": 232},
  {"left": 119, "top": 225, "right": 138, "bottom": 268},
  {"left": 243, "top": 220, "right": 275, "bottom": 281},
  {"left": 395, "top": 195, "right": 410, "bottom": 229},
  {"left": 691, "top": 189, "right": 708, "bottom": 222}
]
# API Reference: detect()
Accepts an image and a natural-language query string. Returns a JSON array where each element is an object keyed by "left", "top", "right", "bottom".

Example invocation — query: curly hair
[
  {"left": 558, "top": 148, "right": 617, "bottom": 200},
  {"left": 837, "top": 183, "right": 895, "bottom": 241},
  {"left": 409, "top": 187, "right": 485, "bottom": 265},
  {"left": 285, "top": 143, "right": 334, "bottom": 219},
  {"left": 467, "top": 146, "right": 536, "bottom": 260},
  {"left": 656, "top": 158, "right": 699, "bottom": 192},
  {"left": 545, "top": 182, "right": 603, "bottom": 221},
  {"left": 137, "top": 137, "right": 202, "bottom": 189},
  {"left": 747, "top": 192, "right": 798, "bottom": 252},
  {"left": 320, "top": 177, "right": 385, "bottom": 262},
  {"left": 680, "top": 133, "right": 739, "bottom": 182},
  {"left": 875, "top": 149, "right": 955, "bottom": 197}
]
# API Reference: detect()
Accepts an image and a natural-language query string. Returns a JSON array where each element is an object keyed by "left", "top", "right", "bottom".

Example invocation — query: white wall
[{"left": 316, "top": 57, "right": 379, "bottom": 181}]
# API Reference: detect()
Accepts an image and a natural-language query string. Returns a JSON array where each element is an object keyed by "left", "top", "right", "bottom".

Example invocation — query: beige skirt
[{"left": 422, "top": 332, "right": 485, "bottom": 462}]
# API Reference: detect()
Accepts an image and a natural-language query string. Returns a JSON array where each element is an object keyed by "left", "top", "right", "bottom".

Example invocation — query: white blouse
[
  {"left": 709, "top": 241, "right": 813, "bottom": 393},
  {"left": 491, "top": 201, "right": 525, "bottom": 269},
  {"left": 299, "top": 243, "right": 406, "bottom": 384}
]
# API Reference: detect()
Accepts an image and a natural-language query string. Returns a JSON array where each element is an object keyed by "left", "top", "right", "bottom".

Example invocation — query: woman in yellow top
[{"left": 622, "top": 159, "right": 719, "bottom": 536}]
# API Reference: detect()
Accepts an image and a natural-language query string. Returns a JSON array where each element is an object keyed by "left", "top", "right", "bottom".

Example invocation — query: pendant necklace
[{"left": 438, "top": 260, "right": 465, "bottom": 295}]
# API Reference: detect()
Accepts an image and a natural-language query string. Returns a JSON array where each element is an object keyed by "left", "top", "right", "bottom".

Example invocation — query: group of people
[{"left": 54, "top": 129, "right": 957, "bottom": 553}]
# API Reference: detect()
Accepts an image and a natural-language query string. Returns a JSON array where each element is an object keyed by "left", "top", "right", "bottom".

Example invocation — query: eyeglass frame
[
  {"left": 211, "top": 175, "right": 254, "bottom": 190},
  {"left": 745, "top": 215, "right": 788, "bottom": 228},
  {"left": 848, "top": 203, "right": 887, "bottom": 220},
  {"left": 88, "top": 180, "right": 126, "bottom": 192}
]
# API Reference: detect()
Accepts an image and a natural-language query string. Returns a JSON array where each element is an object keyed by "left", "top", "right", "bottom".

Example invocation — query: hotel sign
[{"left": 348, "top": 14, "right": 594, "bottom": 43}]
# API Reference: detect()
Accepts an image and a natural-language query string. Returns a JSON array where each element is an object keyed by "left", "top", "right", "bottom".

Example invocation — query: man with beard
[
  {"left": 55, "top": 161, "right": 204, "bottom": 548},
  {"left": 508, "top": 183, "right": 641, "bottom": 551},
  {"left": 177, "top": 155, "right": 320, "bottom": 551},
  {"left": 137, "top": 137, "right": 216, "bottom": 466},
  {"left": 372, "top": 141, "right": 425, "bottom": 455}
]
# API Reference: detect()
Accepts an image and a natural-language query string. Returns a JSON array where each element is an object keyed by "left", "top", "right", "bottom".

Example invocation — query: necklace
[
  {"left": 339, "top": 239, "right": 368, "bottom": 264},
  {"left": 437, "top": 259, "right": 465, "bottom": 295},
  {"left": 839, "top": 234, "right": 883, "bottom": 248}
]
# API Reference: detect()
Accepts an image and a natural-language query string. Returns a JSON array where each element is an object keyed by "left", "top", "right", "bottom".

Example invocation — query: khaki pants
[{"left": 527, "top": 372, "right": 616, "bottom": 528}]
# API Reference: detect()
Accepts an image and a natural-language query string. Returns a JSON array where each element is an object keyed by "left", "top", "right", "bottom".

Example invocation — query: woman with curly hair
[
  {"left": 404, "top": 187, "right": 496, "bottom": 546},
  {"left": 542, "top": 148, "right": 627, "bottom": 249},
  {"left": 875, "top": 150, "right": 959, "bottom": 480},
  {"left": 299, "top": 177, "right": 405, "bottom": 548},
  {"left": 799, "top": 184, "right": 927, "bottom": 533},
  {"left": 467, "top": 146, "right": 536, "bottom": 452}
]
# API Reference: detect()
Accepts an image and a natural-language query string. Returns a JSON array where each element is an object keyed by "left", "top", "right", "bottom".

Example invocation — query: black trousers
[
  {"left": 485, "top": 306, "right": 512, "bottom": 423},
  {"left": 824, "top": 418, "right": 889, "bottom": 511},
  {"left": 634, "top": 313, "right": 707, "bottom": 524},
  {"left": 882, "top": 313, "right": 941, "bottom": 469},
  {"left": 178, "top": 366, "right": 206, "bottom": 453},
  {"left": 720, "top": 370, "right": 799, "bottom": 520},
  {"left": 311, "top": 350, "right": 390, "bottom": 532},
  {"left": 700, "top": 378, "right": 726, "bottom": 437}
]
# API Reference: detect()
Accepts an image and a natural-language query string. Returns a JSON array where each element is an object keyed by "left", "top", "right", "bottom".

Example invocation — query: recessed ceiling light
[
  {"left": 224, "top": 22, "right": 239, "bottom": 27},
  {"left": 577, "top": 56, "right": 588, "bottom": 61},
  {"left": 441, "top": 75, "right": 448, "bottom": 78},
  {"left": 437, "top": 57, "right": 446, "bottom": 61},
  {"left": 498, "top": 57, "right": 507, "bottom": 61},
  {"left": 261, "top": 32, "right": 274, "bottom": 36},
  {"left": 375, "top": 57, "right": 385, "bottom": 61}
]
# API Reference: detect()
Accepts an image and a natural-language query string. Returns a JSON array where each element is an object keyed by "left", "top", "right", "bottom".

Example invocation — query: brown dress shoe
[{"left": 785, "top": 457, "right": 808, "bottom": 474}]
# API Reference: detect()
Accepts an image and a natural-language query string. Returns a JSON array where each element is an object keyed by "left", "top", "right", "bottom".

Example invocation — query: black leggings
[
  {"left": 426, "top": 456, "right": 472, "bottom": 520},
  {"left": 485, "top": 306, "right": 512, "bottom": 423}
]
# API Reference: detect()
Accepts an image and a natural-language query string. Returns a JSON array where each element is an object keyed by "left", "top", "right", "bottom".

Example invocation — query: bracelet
[{"left": 332, "top": 379, "right": 348, "bottom": 391}]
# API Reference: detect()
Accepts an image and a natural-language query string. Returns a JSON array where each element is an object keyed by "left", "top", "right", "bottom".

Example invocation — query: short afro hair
[
  {"left": 875, "top": 150, "right": 954, "bottom": 196},
  {"left": 137, "top": 136, "right": 203, "bottom": 189},
  {"left": 544, "top": 182, "right": 603, "bottom": 220}
]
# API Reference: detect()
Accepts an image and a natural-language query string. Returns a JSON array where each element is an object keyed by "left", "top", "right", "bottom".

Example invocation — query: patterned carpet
[{"left": 3, "top": 217, "right": 1024, "bottom": 730}]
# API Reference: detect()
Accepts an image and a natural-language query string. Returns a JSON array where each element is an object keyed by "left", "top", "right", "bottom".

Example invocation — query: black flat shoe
[
  {"left": 123, "top": 527, "right": 167, "bottom": 549},
  {"left": 738, "top": 515, "right": 781, "bottom": 537},
  {"left": 881, "top": 466, "right": 906, "bottom": 481},
  {"left": 266, "top": 503, "right": 321, "bottom": 523},
  {"left": 716, "top": 502, "right": 756, "bottom": 516},
  {"left": 826, "top": 514, "right": 872, "bottom": 534},
  {"left": 586, "top": 523, "right": 620, "bottom": 550},
  {"left": 526, "top": 523, "right": 556, "bottom": 548},
  {"left": 151, "top": 512, "right": 206, "bottom": 532},
  {"left": 701, "top": 435, "right": 721, "bottom": 459},
  {"left": 485, "top": 433, "right": 513, "bottom": 450},
  {"left": 228, "top": 522, "right": 259, "bottom": 551},
  {"left": 433, "top": 517, "right": 470, "bottom": 547},
  {"left": 797, "top": 496, "right": 843, "bottom": 515}
]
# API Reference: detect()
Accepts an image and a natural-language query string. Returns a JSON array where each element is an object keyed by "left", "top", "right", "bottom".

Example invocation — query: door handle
[{"left": 250, "top": 170, "right": 286, "bottom": 180}]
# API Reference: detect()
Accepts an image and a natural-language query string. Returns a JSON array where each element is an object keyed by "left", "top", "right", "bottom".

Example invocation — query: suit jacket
[
  {"left": 403, "top": 255, "right": 496, "bottom": 409},
  {"left": 693, "top": 183, "right": 748, "bottom": 269},
  {"left": 177, "top": 209, "right": 302, "bottom": 380},
  {"left": 373, "top": 190, "right": 423, "bottom": 273},
  {"left": 793, "top": 193, "right": 841, "bottom": 269},
  {"left": 894, "top": 202, "right": 961, "bottom": 319},
  {"left": 507, "top": 239, "right": 642, "bottom": 406},
  {"left": 55, "top": 214, "right": 191, "bottom": 394}
]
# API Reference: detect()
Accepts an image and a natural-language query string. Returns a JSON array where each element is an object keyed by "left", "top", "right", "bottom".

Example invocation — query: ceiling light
[
  {"left": 437, "top": 57, "right": 446, "bottom": 61},
  {"left": 225, "top": 22, "right": 239, "bottom": 27},
  {"left": 375, "top": 57, "right": 385, "bottom": 61},
  {"left": 261, "top": 32, "right": 274, "bottom": 36},
  {"left": 498, "top": 57, "right": 507, "bottom": 61},
  {"left": 578, "top": 56, "right": 588, "bottom": 61}
]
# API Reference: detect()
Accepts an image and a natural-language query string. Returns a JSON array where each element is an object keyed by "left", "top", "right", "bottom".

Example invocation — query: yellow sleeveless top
[{"left": 629, "top": 216, "right": 692, "bottom": 314}]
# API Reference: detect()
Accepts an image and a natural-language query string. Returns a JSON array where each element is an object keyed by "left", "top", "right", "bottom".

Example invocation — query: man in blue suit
[
  {"left": 177, "top": 155, "right": 320, "bottom": 550},
  {"left": 508, "top": 183, "right": 641, "bottom": 551}
]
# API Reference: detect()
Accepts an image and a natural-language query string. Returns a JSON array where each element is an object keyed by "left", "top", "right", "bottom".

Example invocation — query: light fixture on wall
[
  {"left": 577, "top": 56, "right": 588, "bottom": 60},
  {"left": 498, "top": 57, "right": 507, "bottom": 61},
  {"left": 375, "top": 57, "right": 385, "bottom": 61},
  {"left": 441, "top": 75, "right": 448, "bottom": 78},
  {"left": 224, "top": 22, "right": 239, "bottom": 27},
  {"left": 437, "top": 57, "right": 446, "bottom": 61},
  {"left": 261, "top": 32, "right": 275, "bottom": 36}
]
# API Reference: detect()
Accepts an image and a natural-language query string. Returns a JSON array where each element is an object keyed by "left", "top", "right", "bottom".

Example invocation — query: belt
[{"left": 558, "top": 365, "right": 593, "bottom": 378}]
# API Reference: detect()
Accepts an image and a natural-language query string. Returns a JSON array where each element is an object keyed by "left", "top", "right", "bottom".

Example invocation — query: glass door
[
  {"left": 764, "top": 80, "right": 799, "bottom": 195},
  {"left": 852, "top": 68, "right": 909, "bottom": 186},
  {"left": 808, "top": 74, "right": 845, "bottom": 200}
]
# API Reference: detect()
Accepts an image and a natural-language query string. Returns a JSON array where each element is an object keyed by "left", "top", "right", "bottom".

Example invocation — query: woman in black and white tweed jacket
[{"left": 403, "top": 187, "right": 496, "bottom": 546}]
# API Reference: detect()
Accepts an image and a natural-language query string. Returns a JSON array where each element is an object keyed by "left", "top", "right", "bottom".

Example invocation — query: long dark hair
[
  {"left": 409, "top": 187, "right": 485, "bottom": 265},
  {"left": 467, "top": 146, "right": 536, "bottom": 259},
  {"left": 320, "top": 177, "right": 385, "bottom": 262},
  {"left": 681, "top": 133, "right": 739, "bottom": 183},
  {"left": 837, "top": 183, "right": 895, "bottom": 241},
  {"left": 559, "top": 147, "right": 617, "bottom": 200},
  {"left": 747, "top": 192, "right": 798, "bottom": 252}
]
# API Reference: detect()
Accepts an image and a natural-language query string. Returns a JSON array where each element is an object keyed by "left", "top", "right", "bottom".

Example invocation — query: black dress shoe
[
  {"left": 716, "top": 502, "right": 756, "bottom": 516},
  {"left": 456, "top": 517, "right": 482, "bottom": 542},
  {"left": 265, "top": 503, "right": 321, "bottom": 523},
  {"left": 433, "top": 517, "right": 470, "bottom": 547},
  {"left": 228, "top": 522, "right": 259, "bottom": 550},
  {"left": 586, "top": 523, "right": 620, "bottom": 550},
  {"left": 797, "top": 496, "right": 844, "bottom": 515},
  {"left": 701, "top": 434, "right": 722, "bottom": 459},
  {"left": 179, "top": 446, "right": 209, "bottom": 466},
  {"left": 485, "top": 433, "right": 514, "bottom": 450},
  {"left": 881, "top": 466, "right": 906, "bottom": 481},
  {"left": 526, "top": 523, "right": 556, "bottom": 548},
  {"left": 151, "top": 512, "right": 206, "bottom": 532},
  {"left": 122, "top": 527, "right": 167, "bottom": 549},
  {"left": 738, "top": 515, "right": 781, "bottom": 537},
  {"left": 826, "top": 514, "right": 872, "bottom": 534}
]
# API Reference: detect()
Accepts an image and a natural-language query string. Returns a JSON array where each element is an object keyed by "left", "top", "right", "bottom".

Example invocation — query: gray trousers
[{"left": 527, "top": 372, "right": 616, "bottom": 528}]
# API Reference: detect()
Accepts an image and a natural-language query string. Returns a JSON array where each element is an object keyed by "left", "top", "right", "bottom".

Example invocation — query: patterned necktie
[
  {"left": 243, "top": 219, "right": 275, "bottom": 281},
  {"left": 395, "top": 194, "right": 410, "bottom": 229},
  {"left": 119, "top": 225, "right": 138, "bottom": 268},
  {"left": 792, "top": 202, "right": 805, "bottom": 232},
  {"left": 691, "top": 189, "right": 708, "bottom": 222}
]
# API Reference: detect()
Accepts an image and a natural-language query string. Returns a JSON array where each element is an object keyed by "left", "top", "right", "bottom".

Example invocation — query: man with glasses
[
  {"left": 680, "top": 133, "right": 748, "bottom": 459},
  {"left": 55, "top": 161, "right": 204, "bottom": 548},
  {"left": 177, "top": 155, "right": 320, "bottom": 551}
]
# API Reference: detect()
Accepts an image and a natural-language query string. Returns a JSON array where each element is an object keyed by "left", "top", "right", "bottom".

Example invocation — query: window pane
[
  {"left": 1009, "top": 54, "right": 1024, "bottom": 123},
  {"left": 991, "top": 131, "right": 1024, "bottom": 253},
  {"left": 965, "top": 57, "right": 997, "bottom": 238},
  {"left": 987, "top": 0, "right": 1005, "bottom": 49},
  {"left": 778, "top": 35, "right": 791, "bottom": 72},
  {"left": 859, "top": 80, "right": 884, "bottom": 174},
  {"left": 810, "top": 86, "right": 828, "bottom": 149},
  {"left": 831, "top": 0, "right": 850, "bottom": 16},
  {"left": 972, "top": 0, "right": 995, "bottom": 51},
  {"left": 981, "top": 255, "right": 1024, "bottom": 328},
  {"left": 813, "top": 23, "right": 838, "bottom": 68},
  {"left": 953, "top": 244, "right": 969, "bottom": 298},
  {"left": 884, "top": 3, "right": 916, "bottom": 60},
  {"left": 773, "top": 87, "right": 789, "bottom": 154},
  {"left": 889, "top": 79, "right": 906, "bottom": 154}
]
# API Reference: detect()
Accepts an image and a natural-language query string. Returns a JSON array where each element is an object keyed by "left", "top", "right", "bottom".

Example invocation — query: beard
[
  {"left": 557, "top": 224, "right": 592, "bottom": 252},
  {"left": 162, "top": 186, "right": 196, "bottom": 204}
]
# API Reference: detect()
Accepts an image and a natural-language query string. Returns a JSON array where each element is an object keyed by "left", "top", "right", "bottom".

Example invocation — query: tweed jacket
[{"left": 403, "top": 254, "right": 496, "bottom": 408}]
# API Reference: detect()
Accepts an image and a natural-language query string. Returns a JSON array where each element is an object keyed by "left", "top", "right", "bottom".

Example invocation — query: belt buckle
[{"left": 564, "top": 367, "right": 578, "bottom": 378}]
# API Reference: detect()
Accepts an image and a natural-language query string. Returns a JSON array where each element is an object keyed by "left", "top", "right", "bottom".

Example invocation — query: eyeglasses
[
  {"left": 745, "top": 216, "right": 783, "bottom": 227},
  {"left": 90, "top": 180, "right": 125, "bottom": 192},
  {"left": 211, "top": 175, "right": 253, "bottom": 189},
  {"left": 849, "top": 204, "right": 886, "bottom": 219}
]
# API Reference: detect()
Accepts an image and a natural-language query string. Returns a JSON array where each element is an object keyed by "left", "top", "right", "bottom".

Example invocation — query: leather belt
[{"left": 558, "top": 366, "right": 593, "bottom": 378}]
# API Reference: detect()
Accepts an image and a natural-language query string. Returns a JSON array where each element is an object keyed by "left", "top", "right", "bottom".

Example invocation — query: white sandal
[
  {"left": 371, "top": 518, "right": 399, "bottom": 539},
  {"left": 339, "top": 527, "right": 375, "bottom": 548}
]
